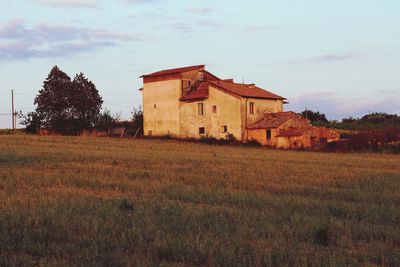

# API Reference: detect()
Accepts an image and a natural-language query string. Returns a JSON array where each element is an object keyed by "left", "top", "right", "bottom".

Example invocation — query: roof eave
[
  {"left": 140, "top": 64, "right": 205, "bottom": 78},
  {"left": 241, "top": 95, "right": 286, "bottom": 100},
  {"left": 179, "top": 97, "right": 208, "bottom": 102}
]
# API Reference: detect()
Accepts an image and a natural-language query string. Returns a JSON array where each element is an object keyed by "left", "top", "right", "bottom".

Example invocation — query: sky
[{"left": 0, "top": 0, "right": 399, "bottom": 128}]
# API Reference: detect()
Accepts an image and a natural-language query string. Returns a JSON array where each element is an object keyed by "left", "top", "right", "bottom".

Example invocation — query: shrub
[
  {"left": 326, "top": 128, "right": 400, "bottom": 154},
  {"left": 119, "top": 199, "right": 134, "bottom": 211},
  {"left": 314, "top": 225, "right": 330, "bottom": 246},
  {"left": 246, "top": 139, "right": 262, "bottom": 147}
]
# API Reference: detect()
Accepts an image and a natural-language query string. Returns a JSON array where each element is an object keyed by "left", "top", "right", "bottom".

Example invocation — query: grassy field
[{"left": 0, "top": 135, "right": 399, "bottom": 266}]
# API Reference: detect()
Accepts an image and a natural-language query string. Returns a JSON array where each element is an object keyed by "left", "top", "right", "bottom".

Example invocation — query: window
[
  {"left": 221, "top": 125, "right": 227, "bottom": 133},
  {"left": 183, "top": 80, "right": 192, "bottom": 88},
  {"left": 154, "top": 104, "right": 156, "bottom": 109},
  {"left": 197, "top": 103, "right": 204, "bottom": 115},
  {"left": 266, "top": 129, "right": 271, "bottom": 140},
  {"left": 199, "top": 127, "right": 205, "bottom": 135},
  {"left": 212, "top": 105, "right": 217, "bottom": 114},
  {"left": 249, "top": 102, "right": 255, "bottom": 115}
]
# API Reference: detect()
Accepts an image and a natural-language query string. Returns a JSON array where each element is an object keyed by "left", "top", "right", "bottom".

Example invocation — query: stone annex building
[{"left": 140, "top": 65, "right": 339, "bottom": 149}]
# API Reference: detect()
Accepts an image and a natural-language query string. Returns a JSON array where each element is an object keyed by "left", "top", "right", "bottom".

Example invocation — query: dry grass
[{"left": 0, "top": 135, "right": 399, "bottom": 266}]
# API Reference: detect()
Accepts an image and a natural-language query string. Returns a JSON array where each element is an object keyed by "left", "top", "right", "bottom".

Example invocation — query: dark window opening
[
  {"left": 198, "top": 103, "right": 204, "bottom": 115},
  {"left": 199, "top": 127, "right": 205, "bottom": 135},
  {"left": 212, "top": 105, "right": 217, "bottom": 114},
  {"left": 154, "top": 104, "right": 156, "bottom": 109},
  {"left": 249, "top": 102, "right": 255, "bottom": 114},
  {"left": 222, "top": 125, "right": 227, "bottom": 133},
  {"left": 266, "top": 129, "right": 271, "bottom": 140}
]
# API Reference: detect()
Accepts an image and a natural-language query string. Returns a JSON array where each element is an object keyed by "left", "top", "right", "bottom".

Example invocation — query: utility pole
[
  {"left": 305, "top": 107, "right": 308, "bottom": 120},
  {"left": 11, "top": 89, "right": 15, "bottom": 132}
]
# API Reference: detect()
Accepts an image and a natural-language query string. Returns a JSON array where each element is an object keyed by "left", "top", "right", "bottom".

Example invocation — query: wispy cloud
[
  {"left": 128, "top": 10, "right": 171, "bottom": 22},
  {"left": 313, "top": 53, "right": 359, "bottom": 62},
  {"left": 288, "top": 52, "right": 360, "bottom": 64},
  {"left": 198, "top": 20, "right": 222, "bottom": 28},
  {"left": 376, "top": 89, "right": 399, "bottom": 95},
  {"left": 246, "top": 25, "right": 275, "bottom": 31},
  {"left": 119, "top": 0, "right": 162, "bottom": 4},
  {"left": 38, "top": 0, "right": 100, "bottom": 8},
  {"left": 185, "top": 7, "right": 214, "bottom": 14},
  {"left": 157, "top": 21, "right": 193, "bottom": 34},
  {"left": 0, "top": 19, "right": 153, "bottom": 60},
  {"left": 286, "top": 91, "right": 400, "bottom": 119}
]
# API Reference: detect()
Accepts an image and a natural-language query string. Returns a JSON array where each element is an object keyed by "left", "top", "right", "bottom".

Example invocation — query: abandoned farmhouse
[{"left": 140, "top": 65, "right": 339, "bottom": 149}]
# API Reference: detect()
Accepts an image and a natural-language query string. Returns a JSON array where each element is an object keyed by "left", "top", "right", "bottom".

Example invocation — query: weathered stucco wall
[
  {"left": 276, "top": 135, "right": 312, "bottom": 149},
  {"left": 247, "top": 128, "right": 280, "bottom": 146},
  {"left": 244, "top": 98, "right": 283, "bottom": 125},
  {"left": 142, "top": 72, "right": 289, "bottom": 142},
  {"left": 247, "top": 119, "right": 296, "bottom": 146},
  {"left": 143, "top": 79, "right": 182, "bottom": 136},
  {"left": 179, "top": 86, "right": 243, "bottom": 140}
]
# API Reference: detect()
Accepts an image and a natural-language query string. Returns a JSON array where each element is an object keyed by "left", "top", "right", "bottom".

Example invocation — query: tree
[
  {"left": 29, "top": 66, "right": 103, "bottom": 134},
  {"left": 34, "top": 66, "right": 72, "bottom": 132},
  {"left": 300, "top": 109, "right": 329, "bottom": 124},
  {"left": 19, "top": 112, "right": 42, "bottom": 133},
  {"left": 95, "top": 108, "right": 118, "bottom": 132},
  {"left": 69, "top": 73, "right": 103, "bottom": 132},
  {"left": 361, "top": 112, "right": 399, "bottom": 124},
  {"left": 131, "top": 106, "right": 143, "bottom": 136}
]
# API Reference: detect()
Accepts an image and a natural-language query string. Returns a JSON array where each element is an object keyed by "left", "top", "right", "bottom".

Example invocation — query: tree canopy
[
  {"left": 28, "top": 66, "right": 103, "bottom": 134},
  {"left": 300, "top": 109, "right": 329, "bottom": 124}
]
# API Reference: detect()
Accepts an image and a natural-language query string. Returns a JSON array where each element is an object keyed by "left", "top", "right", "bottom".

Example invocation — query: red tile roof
[
  {"left": 142, "top": 65, "right": 286, "bottom": 102},
  {"left": 210, "top": 80, "right": 285, "bottom": 100},
  {"left": 313, "top": 126, "right": 340, "bottom": 139},
  {"left": 141, "top": 65, "right": 205, "bottom": 78},
  {"left": 277, "top": 127, "right": 313, "bottom": 137},
  {"left": 200, "top": 70, "right": 220, "bottom": 81},
  {"left": 247, "top": 112, "right": 309, "bottom": 129}
]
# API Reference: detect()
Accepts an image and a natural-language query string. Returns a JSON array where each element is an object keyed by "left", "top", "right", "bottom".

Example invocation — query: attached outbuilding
[{"left": 247, "top": 112, "right": 339, "bottom": 149}]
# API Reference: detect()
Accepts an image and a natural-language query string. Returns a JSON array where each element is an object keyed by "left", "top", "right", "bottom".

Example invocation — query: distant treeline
[
  {"left": 301, "top": 110, "right": 400, "bottom": 153},
  {"left": 301, "top": 110, "right": 400, "bottom": 130}
]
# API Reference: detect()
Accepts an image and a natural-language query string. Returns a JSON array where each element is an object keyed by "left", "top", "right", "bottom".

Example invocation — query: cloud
[
  {"left": 119, "top": 0, "right": 161, "bottom": 3},
  {"left": 376, "top": 89, "right": 399, "bottom": 95},
  {"left": 0, "top": 19, "right": 153, "bottom": 60},
  {"left": 185, "top": 7, "right": 214, "bottom": 14},
  {"left": 198, "top": 20, "right": 222, "bottom": 28},
  {"left": 157, "top": 22, "right": 192, "bottom": 34},
  {"left": 128, "top": 10, "right": 171, "bottom": 22},
  {"left": 288, "top": 52, "right": 360, "bottom": 64},
  {"left": 246, "top": 25, "right": 275, "bottom": 31},
  {"left": 0, "top": 41, "right": 115, "bottom": 60},
  {"left": 286, "top": 91, "right": 400, "bottom": 120},
  {"left": 313, "top": 53, "right": 359, "bottom": 62},
  {"left": 38, "top": 0, "right": 100, "bottom": 8}
]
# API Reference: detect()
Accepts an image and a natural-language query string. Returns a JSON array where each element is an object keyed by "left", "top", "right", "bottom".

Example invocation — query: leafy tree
[
  {"left": 69, "top": 73, "right": 103, "bottom": 131},
  {"left": 361, "top": 112, "right": 399, "bottom": 124},
  {"left": 34, "top": 66, "right": 72, "bottom": 131},
  {"left": 28, "top": 66, "right": 103, "bottom": 134},
  {"left": 131, "top": 106, "right": 143, "bottom": 136},
  {"left": 19, "top": 112, "right": 42, "bottom": 133},
  {"left": 300, "top": 109, "right": 329, "bottom": 124},
  {"left": 95, "top": 108, "right": 118, "bottom": 132},
  {"left": 342, "top": 116, "right": 358, "bottom": 123}
]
